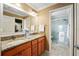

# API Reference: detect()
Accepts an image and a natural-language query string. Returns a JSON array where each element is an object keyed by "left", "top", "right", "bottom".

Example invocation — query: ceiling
[
  {"left": 3, "top": 4, "right": 29, "bottom": 17},
  {"left": 27, "top": 3, "right": 55, "bottom": 11}
]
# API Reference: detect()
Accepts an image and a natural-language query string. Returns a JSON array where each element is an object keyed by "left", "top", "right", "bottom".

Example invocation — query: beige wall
[{"left": 38, "top": 3, "right": 72, "bottom": 50}]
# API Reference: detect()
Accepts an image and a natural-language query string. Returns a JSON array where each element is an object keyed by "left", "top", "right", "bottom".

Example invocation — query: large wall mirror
[
  {"left": 1, "top": 3, "right": 44, "bottom": 36},
  {"left": 2, "top": 4, "right": 30, "bottom": 35}
]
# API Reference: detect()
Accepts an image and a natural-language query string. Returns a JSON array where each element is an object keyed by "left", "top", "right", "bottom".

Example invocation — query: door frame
[
  {"left": 48, "top": 4, "right": 74, "bottom": 56},
  {"left": 74, "top": 3, "right": 79, "bottom": 56}
]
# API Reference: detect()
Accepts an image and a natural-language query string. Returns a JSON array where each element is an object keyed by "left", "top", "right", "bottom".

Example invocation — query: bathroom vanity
[{"left": 1, "top": 33, "right": 46, "bottom": 56}]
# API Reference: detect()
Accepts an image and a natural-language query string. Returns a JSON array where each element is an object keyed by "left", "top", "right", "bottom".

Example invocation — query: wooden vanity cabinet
[{"left": 2, "top": 36, "right": 46, "bottom": 56}]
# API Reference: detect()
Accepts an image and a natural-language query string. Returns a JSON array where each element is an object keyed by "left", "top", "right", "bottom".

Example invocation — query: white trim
[
  {"left": 49, "top": 4, "right": 73, "bottom": 56},
  {"left": 48, "top": 10, "right": 52, "bottom": 53},
  {"left": 73, "top": 3, "right": 77, "bottom": 56},
  {"left": 69, "top": 5, "right": 74, "bottom": 56},
  {"left": 74, "top": 3, "right": 79, "bottom": 56}
]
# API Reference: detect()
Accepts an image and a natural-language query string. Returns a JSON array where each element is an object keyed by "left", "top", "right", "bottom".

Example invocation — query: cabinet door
[
  {"left": 16, "top": 42, "right": 31, "bottom": 56},
  {"left": 38, "top": 42, "right": 42, "bottom": 55},
  {"left": 32, "top": 47, "right": 37, "bottom": 56},
  {"left": 16, "top": 42, "right": 31, "bottom": 52},
  {"left": 41, "top": 39, "right": 45, "bottom": 53},
  {"left": 2, "top": 42, "right": 31, "bottom": 56},
  {"left": 32, "top": 39, "right": 38, "bottom": 56},
  {"left": 38, "top": 36, "right": 45, "bottom": 55},
  {"left": 21, "top": 48, "right": 31, "bottom": 56},
  {"left": 2, "top": 48, "right": 18, "bottom": 56}
]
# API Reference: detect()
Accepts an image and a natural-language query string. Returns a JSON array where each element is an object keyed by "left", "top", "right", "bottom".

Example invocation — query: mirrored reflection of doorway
[{"left": 50, "top": 5, "right": 73, "bottom": 56}]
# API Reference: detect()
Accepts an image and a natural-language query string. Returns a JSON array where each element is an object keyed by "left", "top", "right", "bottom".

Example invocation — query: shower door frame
[{"left": 48, "top": 4, "right": 74, "bottom": 56}]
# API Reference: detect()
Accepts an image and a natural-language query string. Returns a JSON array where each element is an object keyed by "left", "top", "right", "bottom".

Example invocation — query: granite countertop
[
  {"left": 1, "top": 33, "right": 45, "bottom": 51},
  {"left": 0, "top": 32, "right": 25, "bottom": 37}
]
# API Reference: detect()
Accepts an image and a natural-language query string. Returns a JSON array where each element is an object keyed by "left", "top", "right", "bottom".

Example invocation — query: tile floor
[{"left": 42, "top": 43, "right": 70, "bottom": 56}]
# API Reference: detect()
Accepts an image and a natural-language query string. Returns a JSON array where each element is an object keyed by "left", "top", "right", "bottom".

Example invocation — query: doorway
[{"left": 49, "top": 5, "right": 73, "bottom": 56}]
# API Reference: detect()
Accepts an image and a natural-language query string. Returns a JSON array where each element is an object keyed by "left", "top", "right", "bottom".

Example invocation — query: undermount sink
[
  {"left": 1, "top": 39, "right": 14, "bottom": 45},
  {"left": 1, "top": 37, "right": 25, "bottom": 46},
  {"left": 7, "top": 40, "right": 24, "bottom": 45}
]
